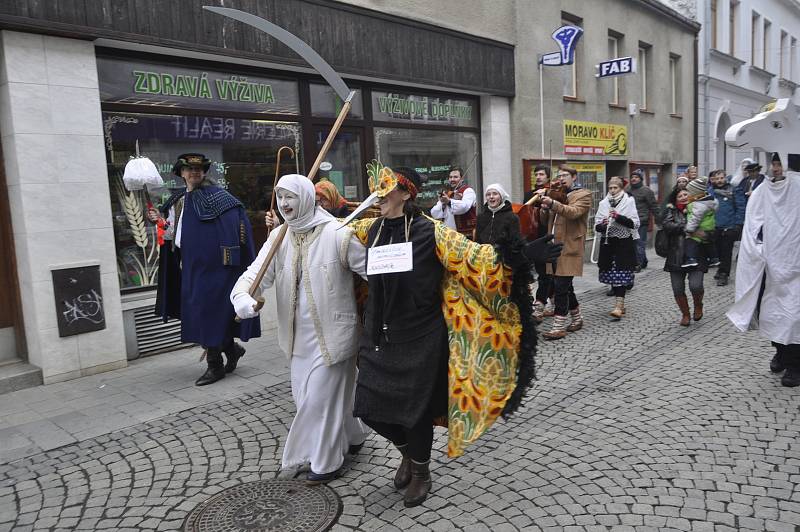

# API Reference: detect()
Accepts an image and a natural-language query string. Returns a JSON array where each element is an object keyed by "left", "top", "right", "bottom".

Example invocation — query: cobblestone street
[{"left": 1, "top": 263, "right": 799, "bottom": 532}]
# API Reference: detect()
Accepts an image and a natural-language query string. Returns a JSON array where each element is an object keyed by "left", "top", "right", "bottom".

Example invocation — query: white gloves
[{"left": 232, "top": 292, "right": 260, "bottom": 320}]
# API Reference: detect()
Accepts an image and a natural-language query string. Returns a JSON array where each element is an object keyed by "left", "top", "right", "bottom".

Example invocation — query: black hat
[
  {"left": 744, "top": 162, "right": 762, "bottom": 171},
  {"left": 172, "top": 153, "right": 211, "bottom": 176},
  {"left": 630, "top": 169, "right": 644, "bottom": 179},
  {"left": 392, "top": 166, "right": 424, "bottom": 192},
  {"left": 772, "top": 152, "right": 782, "bottom": 164}
]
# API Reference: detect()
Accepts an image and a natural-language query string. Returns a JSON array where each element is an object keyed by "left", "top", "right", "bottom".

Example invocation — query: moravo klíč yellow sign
[{"left": 563, "top": 120, "right": 628, "bottom": 156}]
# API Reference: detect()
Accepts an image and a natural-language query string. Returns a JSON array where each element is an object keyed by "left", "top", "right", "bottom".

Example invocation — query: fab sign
[{"left": 595, "top": 57, "right": 636, "bottom": 78}]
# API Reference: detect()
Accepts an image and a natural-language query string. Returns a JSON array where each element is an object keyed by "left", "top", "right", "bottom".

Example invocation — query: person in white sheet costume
[
  {"left": 230, "top": 174, "right": 370, "bottom": 482},
  {"left": 727, "top": 156, "right": 800, "bottom": 387}
]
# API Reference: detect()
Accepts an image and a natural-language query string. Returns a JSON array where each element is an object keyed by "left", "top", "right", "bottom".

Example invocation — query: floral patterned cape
[{"left": 350, "top": 216, "right": 535, "bottom": 458}]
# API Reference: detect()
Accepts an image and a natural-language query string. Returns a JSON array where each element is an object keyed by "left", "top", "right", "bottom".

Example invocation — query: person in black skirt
[
  {"left": 594, "top": 176, "right": 640, "bottom": 320},
  {"left": 350, "top": 166, "right": 561, "bottom": 508}
]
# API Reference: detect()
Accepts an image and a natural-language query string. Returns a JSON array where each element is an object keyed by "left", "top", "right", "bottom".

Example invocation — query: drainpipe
[
  {"left": 693, "top": 33, "right": 699, "bottom": 169},
  {"left": 702, "top": 0, "right": 712, "bottom": 175}
]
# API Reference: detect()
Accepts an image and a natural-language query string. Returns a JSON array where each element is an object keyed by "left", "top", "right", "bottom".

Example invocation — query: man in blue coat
[
  {"left": 708, "top": 168, "right": 746, "bottom": 286},
  {"left": 148, "top": 153, "right": 260, "bottom": 385}
]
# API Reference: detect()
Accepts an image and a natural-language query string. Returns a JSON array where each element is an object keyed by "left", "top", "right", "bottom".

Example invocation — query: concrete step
[{"left": 0, "top": 360, "right": 43, "bottom": 395}]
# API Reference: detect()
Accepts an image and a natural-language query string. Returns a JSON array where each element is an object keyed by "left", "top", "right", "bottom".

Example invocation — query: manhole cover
[{"left": 183, "top": 479, "right": 342, "bottom": 532}]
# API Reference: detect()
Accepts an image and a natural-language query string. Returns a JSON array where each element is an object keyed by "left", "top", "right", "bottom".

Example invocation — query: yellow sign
[{"left": 563, "top": 120, "right": 627, "bottom": 156}]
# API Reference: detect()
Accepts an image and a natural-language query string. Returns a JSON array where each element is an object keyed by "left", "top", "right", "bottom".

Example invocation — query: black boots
[
  {"left": 770, "top": 352, "right": 785, "bottom": 373},
  {"left": 782, "top": 369, "right": 800, "bottom": 387},
  {"left": 403, "top": 460, "right": 432, "bottom": 508},
  {"left": 393, "top": 444, "right": 412, "bottom": 489},
  {"left": 223, "top": 342, "right": 246, "bottom": 373},
  {"left": 196, "top": 349, "right": 225, "bottom": 386},
  {"left": 716, "top": 273, "right": 729, "bottom": 286}
]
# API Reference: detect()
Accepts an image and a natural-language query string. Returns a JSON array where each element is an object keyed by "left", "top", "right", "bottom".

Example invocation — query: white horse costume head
[{"left": 725, "top": 98, "right": 800, "bottom": 172}]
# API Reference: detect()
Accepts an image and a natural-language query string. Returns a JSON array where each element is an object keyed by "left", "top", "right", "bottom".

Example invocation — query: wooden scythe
[{"left": 204, "top": 7, "right": 357, "bottom": 316}]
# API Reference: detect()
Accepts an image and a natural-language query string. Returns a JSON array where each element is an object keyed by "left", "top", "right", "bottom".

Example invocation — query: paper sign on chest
[{"left": 367, "top": 242, "right": 413, "bottom": 275}]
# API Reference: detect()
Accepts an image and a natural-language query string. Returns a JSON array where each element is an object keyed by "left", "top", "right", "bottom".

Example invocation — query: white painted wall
[
  {"left": 697, "top": 0, "right": 800, "bottom": 174},
  {"left": 480, "top": 96, "right": 514, "bottom": 200},
  {"left": 0, "top": 31, "right": 127, "bottom": 383}
]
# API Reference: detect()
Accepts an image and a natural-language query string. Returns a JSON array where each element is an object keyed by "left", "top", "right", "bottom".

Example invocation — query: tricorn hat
[
  {"left": 172, "top": 153, "right": 211, "bottom": 176},
  {"left": 744, "top": 162, "right": 762, "bottom": 171}
]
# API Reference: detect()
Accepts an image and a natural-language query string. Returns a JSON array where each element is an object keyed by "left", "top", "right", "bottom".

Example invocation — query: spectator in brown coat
[{"left": 537, "top": 166, "right": 593, "bottom": 340}]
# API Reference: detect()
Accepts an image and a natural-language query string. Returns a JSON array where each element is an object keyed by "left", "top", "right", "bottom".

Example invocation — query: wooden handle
[{"left": 248, "top": 223, "right": 289, "bottom": 297}]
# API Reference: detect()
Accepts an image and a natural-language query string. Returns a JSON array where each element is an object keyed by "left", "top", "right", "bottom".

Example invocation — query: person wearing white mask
[
  {"left": 230, "top": 174, "right": 370, "bottom": 484},
  {"left": 474, "top": 183, "right": 521, "bottom": 246}
]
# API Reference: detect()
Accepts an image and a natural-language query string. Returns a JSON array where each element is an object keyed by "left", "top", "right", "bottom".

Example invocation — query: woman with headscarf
[
  {"left": 315, "top": 179, "right": 350, "bottom": 217},
  {"left": 230, "top": 174, "right": 370, "bottom": 484},
  {"left": 594, "top": 177, "right": 640, "bottom": 320},
  {"left": 344, "top": 162, "right": 561, "bottom": 508},
  {"left": 474, "top": 183, "right": 521, "bottom": 246}
]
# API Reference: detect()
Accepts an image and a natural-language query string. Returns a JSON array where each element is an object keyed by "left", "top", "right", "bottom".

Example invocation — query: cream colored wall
[{"left": 0, "top": 31, "right": 127, "bottom": 383}]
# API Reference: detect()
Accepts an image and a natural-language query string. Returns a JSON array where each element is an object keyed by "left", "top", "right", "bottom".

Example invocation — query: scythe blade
[{"left": 203, "top": 6, "right": 352, "bottom": 102}]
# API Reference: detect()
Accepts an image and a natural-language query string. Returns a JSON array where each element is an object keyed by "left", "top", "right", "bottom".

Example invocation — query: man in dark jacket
[
  {"left": 741, "top": 162, "right": 766, "bottom": 200},
  {"left": 148, "top": 153, "right": 261, "bottom": 386},
  {"left": 708, "top": 169, "right": 746, "bottom": 286},
  {"left": 626, "top": 169, "right": 659, "bottom": 270}
]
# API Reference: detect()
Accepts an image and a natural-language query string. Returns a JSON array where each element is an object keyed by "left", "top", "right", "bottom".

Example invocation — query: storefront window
[
  {"left": 310, "top": 83, "right": 363, "bottom": 119},
  {"left": 103, "top": 111, "right": 303, "bottom": 290},
  {"left": 374, "top": 128, "right": 481, "bottom": 211},
  {"left": 313, "top": 128, "right": 365, "bottom": 200},
  {"left": 569, "top": 162, "right": 606, "bottom": 238}
]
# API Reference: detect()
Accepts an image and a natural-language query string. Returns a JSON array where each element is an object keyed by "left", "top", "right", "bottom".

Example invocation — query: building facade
[
  {"left": 695, "top": 0, "right": 800, "bottom": 175},
  {"left": 0, "top": 0, "right": 697, "bottom": 389}
]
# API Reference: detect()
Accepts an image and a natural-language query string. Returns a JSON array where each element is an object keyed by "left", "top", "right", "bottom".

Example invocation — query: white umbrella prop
[{"left": 122, "top": 141, "right": 164, "bottom": 209}]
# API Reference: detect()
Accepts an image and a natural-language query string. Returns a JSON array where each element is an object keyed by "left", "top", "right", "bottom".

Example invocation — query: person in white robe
[
  {"left": 727, "top": 161, "right": 800, "bottom": 387},
  {"left": 230, "top": 174, "right": 370, "bottom": 482}
]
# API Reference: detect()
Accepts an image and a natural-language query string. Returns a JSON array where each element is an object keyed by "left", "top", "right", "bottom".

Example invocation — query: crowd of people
[{"left": 147, "top": 145, "right": 798, "bottom": 509}]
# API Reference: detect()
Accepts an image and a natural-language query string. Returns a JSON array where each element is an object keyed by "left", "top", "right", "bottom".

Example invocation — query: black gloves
[
  {"left": 614, "top": 214, "right": 635, "bottom": 228},
  {"left": 595, "top": 223, "right": 608, "bottom": 234},
  {"left": 522, "top": 234, "right": 563, "bottom": 264}
]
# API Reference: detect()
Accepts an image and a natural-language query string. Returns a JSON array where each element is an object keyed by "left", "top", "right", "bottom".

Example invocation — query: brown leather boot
[
  {"left": 691, "top": 290, "right": 704, "bottom": 321},
  {"left": 675, "top": 295, "right": 691, "bottom": 326},
  {"left": 393, "top": 444, "right": 411, "bottom": 489},
  {"left": 403, "top": 459, "right": 432, "bottom": 508}
]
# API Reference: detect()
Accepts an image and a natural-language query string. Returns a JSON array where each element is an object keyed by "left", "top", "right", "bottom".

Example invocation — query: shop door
[
  {"left": 0, "top": 145, "right": 23, "bottom": 363},
  {"left": 629, "top": 164, "right": 663, "bottom": 230},
  {"left": 311, "top": 126, "right": 366, "bottom": 202}
]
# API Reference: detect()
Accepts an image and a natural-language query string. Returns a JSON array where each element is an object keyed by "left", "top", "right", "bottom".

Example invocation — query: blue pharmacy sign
[{"left": 540, "top": 25, "right": 584, "bottom": 66}]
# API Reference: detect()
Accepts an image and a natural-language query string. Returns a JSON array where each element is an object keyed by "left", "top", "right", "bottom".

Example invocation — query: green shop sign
[
  {"left": 372, "top": 91, "right": 478, "bottom": 128},
  {"left": 98, "top": 57, "right": 300, "bottom": 115},
  {"left": 132, "top": 71, "right": 275, "bottom": 104}
]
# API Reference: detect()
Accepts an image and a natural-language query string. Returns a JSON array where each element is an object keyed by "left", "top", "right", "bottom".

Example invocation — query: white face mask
[{"left": 277, "top": 189, "right": 301, "bottom": 221}]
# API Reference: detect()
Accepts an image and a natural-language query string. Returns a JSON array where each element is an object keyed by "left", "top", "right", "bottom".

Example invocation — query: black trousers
[
  {"left": 534, "top": 262, "right": 552, "bottom": 302},
  {"left": 363, "top": 417, "right": 433, "bottom": 462},
  {"left": 714, "top": 228, "right": 737, "bottom": 276},
  {"left": 553, "top": 275, "right": 579, "bottom": 316},
  {"left": 772, "top": 342, "right": 800, "bottom": 370}
]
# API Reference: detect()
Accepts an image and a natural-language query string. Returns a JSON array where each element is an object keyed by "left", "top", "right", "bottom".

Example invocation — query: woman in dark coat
[
  {"left": 662, "top": 188, "right": 708, "bottom": 325},
  {"left": 594, "top": 177, "right": 640, "bottom": 320},
  {"left": 474, "top": 183, "right": 521, "bottom": 245}
]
